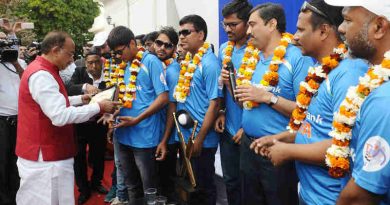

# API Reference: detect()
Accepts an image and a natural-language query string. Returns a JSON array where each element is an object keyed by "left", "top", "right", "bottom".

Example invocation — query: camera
[{"left": 0, "top": 38, "right": 20, "bottom": 62}]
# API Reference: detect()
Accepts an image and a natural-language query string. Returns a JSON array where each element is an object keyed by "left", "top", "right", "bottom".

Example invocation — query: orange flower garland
[
  {"left": 287, "top": 44, "right": 347, "bottom": 132},
  {"left": 325, "top": 50, "right": 390, "bottom": 178},
  {"left": 221, "top": 40, "right": 261, "bottom": 109},
  {"left": 173, "top": 42, "right": 210, "bottom": 103},
  {"left": 104, "top": 58, "right": 118, "bottom": 88},
  {"left": 244, "top": 33, "right": 293, "bottom": 110},
  {"left": 121, "top": 47, "right": 145, "bottom": 108}
]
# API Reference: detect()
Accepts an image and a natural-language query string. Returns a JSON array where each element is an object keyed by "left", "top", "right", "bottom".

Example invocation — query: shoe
[
  {"left": 91, "top": 184, "right": 109, "bottom": 194},
  {"left": 111, "top": 197, "right": 129, "bottom": 205},
  {"left": 104, "top": 186, "right": 117, "bottom": 202},
  {"left": 78, "top": 192, "right": 91, "bottom": 205}
]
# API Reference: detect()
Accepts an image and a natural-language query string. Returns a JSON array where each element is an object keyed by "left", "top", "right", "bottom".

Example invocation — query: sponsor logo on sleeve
[{"left": 362, "top": 136, "right": 390, "bottom": 172}]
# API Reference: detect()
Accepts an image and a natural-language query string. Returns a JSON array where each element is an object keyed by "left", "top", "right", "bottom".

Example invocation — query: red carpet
[{"left": 74, "top": 159, "right": 115, "bottom": 205}]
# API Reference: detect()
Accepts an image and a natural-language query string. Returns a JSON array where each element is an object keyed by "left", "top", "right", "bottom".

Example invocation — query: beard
[{"left": 347, "top": 22, "right": 376, "bottom": 60}]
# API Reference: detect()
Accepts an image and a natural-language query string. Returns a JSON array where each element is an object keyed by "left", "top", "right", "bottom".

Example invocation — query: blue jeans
[
  {"left": 190, "top": 147, "right": 217, "bottom": 205},
  {"left": 117, "top": 142, "right": 157, "bottom": 203},
  {"left": 240, "top": 133, "right": 298, "bottom": 205},
  {"left": 220, "top": 130, "right": 241, "bottom": 205},
  {"left": 113, "top": 135, "right": 128, "bottom": 201}
]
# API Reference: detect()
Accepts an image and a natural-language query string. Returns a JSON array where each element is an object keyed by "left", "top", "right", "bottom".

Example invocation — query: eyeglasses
[
  {"left": 221, "top": 21, "right": 243, "bottom": 29},
  {"left": 178, "top": 29, "right": 196, "bottom": 37},
  {"left": 154, "top": 39, "right": 174, "bottom": 50},
  {"left": 300, "top": 1, "right": 335, "bottom": 25},
  {"left": 113, "top": 45, "right": 129, "bottom": 56}
]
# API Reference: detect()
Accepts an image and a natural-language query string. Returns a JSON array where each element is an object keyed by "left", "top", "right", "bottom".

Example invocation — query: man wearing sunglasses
[
  {"left": 214, "top": 1, "right": 252, "bottom": 205},
  {"left": 106, "top": 26, "right": 169, "bottom": 204},
  {"left": 152, "top": 26, "right": 181, "bottom": 203},
  {"left": 234, "top": 3, "right": 314, "bottom": 205},
  {"left": 176, "top": 14, "right": 221, "bottom": 205},
  {"left": 323, "top": 0, "right": 390, "bottom": 205},
  {"left": 253, "top": 1, "right": 368, "bottom": 205}
]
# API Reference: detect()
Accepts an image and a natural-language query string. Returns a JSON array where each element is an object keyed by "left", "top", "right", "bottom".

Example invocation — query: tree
[{"left": 11, "top": 0, "right": 100, "bottom": 56}]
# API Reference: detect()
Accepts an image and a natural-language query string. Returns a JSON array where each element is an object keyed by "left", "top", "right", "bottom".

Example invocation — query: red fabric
[
  {"left": 74, "top": 159, "right": 114, "bottom": 204},
  {"left": 16, "top": 56, "right": 76, "bottom": 161}
]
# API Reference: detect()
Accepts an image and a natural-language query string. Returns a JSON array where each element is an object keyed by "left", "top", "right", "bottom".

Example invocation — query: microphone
[{"left": 226, "top": 61, "right": 237, "bottom": 101}]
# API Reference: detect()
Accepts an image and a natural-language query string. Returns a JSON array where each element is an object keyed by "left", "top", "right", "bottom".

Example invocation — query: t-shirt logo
[
  {"left": 160, "top": 73, "right": 167, "bottom": 85},
  {"left": 362, "top": 136, "right": 390, "bottom": 172}
]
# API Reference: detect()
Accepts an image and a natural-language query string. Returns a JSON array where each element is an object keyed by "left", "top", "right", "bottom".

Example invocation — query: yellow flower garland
[
  {"left": 173, "top": 42, "right": 210, "bottom": 103},
  {"left": 244, "top": 32, "right": 293, "bottom": 110},
  {"left": 104, "top": 58, "right": 118, "bottom": 88},
  {"left": 121, "top": 47, "right": 145, "bottom": 108},
  {"left": 325, "top": 50, "right": 390, "bottom": 178},
  {"left": 287, "top": 44, "right": 347, "bottom": 132}
]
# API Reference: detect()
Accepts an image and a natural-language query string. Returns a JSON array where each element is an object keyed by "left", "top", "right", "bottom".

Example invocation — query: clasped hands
[{"left": 250, "top": 135, "right": 291, "bottom": 166}]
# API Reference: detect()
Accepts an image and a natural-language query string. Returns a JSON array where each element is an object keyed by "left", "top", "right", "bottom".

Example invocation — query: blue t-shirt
[
  {"left": 159, "top": 60, "right": 180, "bottom": 144},
  {"left": 115, "top": 52, "right": 169, "bottom": 148},
  {"left": 242, "top": 44, "right": 313, "bottom": 138},
  {"left": 295, "top": 58, "right": 368, "bottom": 205},
  {"left": 176, "top": 48, "right": 221, "bottom": 148},
  {"left": 349, "top": 81, "right": 390, "bottom": 205},
  {"left": 218, "top": 42, "right": 246, "bottom": 136}
]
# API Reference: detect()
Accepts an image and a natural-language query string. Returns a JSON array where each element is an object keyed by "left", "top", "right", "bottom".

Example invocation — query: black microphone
[{"left": 225, "top": 61, "right": 237, "bottom": 101}]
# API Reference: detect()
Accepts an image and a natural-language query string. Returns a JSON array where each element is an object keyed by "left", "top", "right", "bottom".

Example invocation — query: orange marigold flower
[
  {"left": 123, "top": 101, "right": 132, "bottom": 108},
  {"left": 332, "top": 138, "right": 350, "bottom": 147},
  {"left": 333, "top": 121, "right": 351, "bottom": 133},
  {"left": 339, "top": 105, "right": 356, "bottom": 118},
  {"left": 264, "top": 72, "right": 279, "bottom": 86},
  {"left": 357, "top": 84, "right": 370, "bottom": 96},
  {"left": 297, "top": 93, "right": 311, "bottom": 106},
  {"left": 382, "top": 59, "right": 390, "bottom": 68},
  {"left": 292, "top": 109, "right": 306, "bottom": 121},
  {"left": 308, "top": 79, "right": 320, "bottom": 90},
  {"left": 269, "top": 64, "right": 279, "bottom": 72},
  {"left": 274, "top": 46, "right": 286, "bottom": 57}
]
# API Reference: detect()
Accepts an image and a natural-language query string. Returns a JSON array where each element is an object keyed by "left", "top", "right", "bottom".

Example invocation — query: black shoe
[
  {"left": 91, "top": 184, "right": 108, "bottom": 194},
  {"left": 78, "top": 192, "right": 91, "bottom": 205}
]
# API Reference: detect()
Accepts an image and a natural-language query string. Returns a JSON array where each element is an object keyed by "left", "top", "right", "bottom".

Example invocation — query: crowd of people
[{"left": 0, "top": 0, "right": 389, "bottom": 205}]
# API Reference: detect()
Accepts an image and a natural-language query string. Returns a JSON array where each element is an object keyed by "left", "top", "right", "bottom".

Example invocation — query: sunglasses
[
  {"left": 155, "top": 39, "right": 174, "bottom": 50},
  {"left": 113, "top": 45, "right": 129, "bottom": 56},
  {"left": 300, "top": 1, "right": 335, "bottom": 26},
  {"left": 178, "top": 29, "right": 196, "bottom": 37}
]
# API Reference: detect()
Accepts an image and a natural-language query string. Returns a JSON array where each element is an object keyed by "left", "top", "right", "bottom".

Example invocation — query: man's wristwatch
[{"left": 269, "top": 94, "right": 279, "bottom": 106}]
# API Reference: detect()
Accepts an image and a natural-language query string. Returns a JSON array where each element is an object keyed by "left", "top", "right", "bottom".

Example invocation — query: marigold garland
[
  {"left": 173, "top": 42, "right": 210, "bottom": 103},
  {"left": 104, "top": 58, "right": 119, "bottom": 88},
  {"left": 287, "top": 44, "right": 347, "bottom": 132},
  {"left": 325, "top": 50, "right": 390, "bottom": 178},
  {"left": 221, "top": 40, "right": 260, "bottom": 108},
  {"left": 244, "top": 32, "right": 293, "bottom": 110},
  {"left": 120, "top": 47, "right": 145, "bottom": 108}
]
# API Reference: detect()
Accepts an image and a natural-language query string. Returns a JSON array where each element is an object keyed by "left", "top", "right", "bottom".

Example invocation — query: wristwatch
[{"left": 269, "top": 94, "right": 279, "bottom": 106}]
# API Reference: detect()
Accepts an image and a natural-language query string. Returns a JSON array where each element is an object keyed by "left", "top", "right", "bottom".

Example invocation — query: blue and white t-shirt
[
  {"left": 115, "top": 52, "right": 169, "bottom": 148},
  {"left": 159, "top": 60, "right": 180, "bottom": 144},
  {"left": 295, "top": 58, "right": 368, "bottom": 205},
  {"left": 242, "top": 44, "right": 313, "bottom": 138},
  {"left": 218, "top": 42, "right": 246, "bottom": 137},
  {"left": 349, "top": 80, "right": 390, "bottom": 205},
  {"left": 176, "top": 48, "right": 221, "bottom": 148}
]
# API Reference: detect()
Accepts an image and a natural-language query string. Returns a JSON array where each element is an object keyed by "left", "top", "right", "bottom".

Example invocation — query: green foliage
[{"left": 12, "top": 0, "right": 100, "bottom": 56}]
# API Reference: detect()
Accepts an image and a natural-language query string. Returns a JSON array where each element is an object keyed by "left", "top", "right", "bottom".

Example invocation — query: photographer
[
  {"left": 24, "top": 41, "right": 40, "bottom": 65},
  {"left": 0, "top": 48, "right": 24, "bottom": 205}
]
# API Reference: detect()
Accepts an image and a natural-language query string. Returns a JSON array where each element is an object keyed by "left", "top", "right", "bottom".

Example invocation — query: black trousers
[
  {"left": 0, "top": 116, "right": 19, "bottom": 205},
  {"left": 157, "top": 143, "right": 179, "bottom": 202},
  {"left": 74, "top": 122, "right": 107, "bottom": 195}
]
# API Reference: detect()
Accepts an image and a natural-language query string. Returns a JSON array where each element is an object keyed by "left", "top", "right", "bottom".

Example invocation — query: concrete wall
[{"left": 90, "top": 0, "right": 220, "bottom": 52}]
